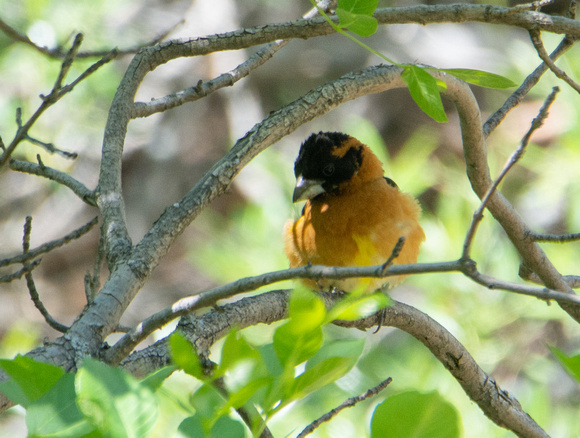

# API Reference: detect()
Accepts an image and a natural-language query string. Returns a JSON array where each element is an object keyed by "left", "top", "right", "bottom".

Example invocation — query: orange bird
[{"left": 284, "top": 131, "right": 425, "bottom": 293}]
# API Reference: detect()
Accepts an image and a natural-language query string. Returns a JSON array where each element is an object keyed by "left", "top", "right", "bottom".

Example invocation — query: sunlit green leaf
[
  {"left": 438, "top": 68, "right": 517, "bottom": 89},
  {"left": 338, "top": 0, "right": 379, "bottom": 15},
  {"left": 210, "top": 415, "right": 246, "bottom": 438},
  {"left": 218, "top": 330, "right": 261, "bottom": 378},
  {"left": 0, "top": 355, "right": 64, "bottom": 406},
  {"left": 290, "top": 357, "right": 354, "bottom": 402},
  {"left": 336, "top": 0, "right": 379, "bottom": 36},
  {"left": 76, "top": 358, "right": 158, "bottom": 438},
  {"left": 26, "top": 373, "right": 95, "bottom": 438},
  {"left": 189, "top": 384, "right": 229, "bottom": 432},
  {"left": 371, "top": 391, "right": 460, "bottom": 438},
  {"left": 288, "top": 288, "right": 327, "bottom": 333},
  {"left": 306, "top": 338, "right": 365, "bottom": 371},
  {"left": 550, "top": 346, "right": 580, "bottom": 382},
  {"left": 169, "top": 332, "right": 204, "bottom": 380},
  {"left": 178, "top": 415, "right": 205, "bottom": 438},
  {"left": 273, "top": 322, "right": 323, "bottom": 367},
  {"left": 401, "top": 65, "right": 448, "bottom": 123},
  {"left": 140, "top": 366, "right": 176, "bottom": 392},
  {"left": 327, "top": 293, "right": 390, "bottom": 321},
  {"left": 336, "top": 9, "right": 378, "bottom": 37}
]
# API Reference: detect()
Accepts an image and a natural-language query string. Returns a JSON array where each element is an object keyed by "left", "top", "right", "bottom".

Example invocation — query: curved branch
[
  {"left": 9, "top": 159, "right": 97, "bottom": 206},
  {"left": 333, "top": 299, "right": 549, "bottom": 438},
  {"left": 121, "top": 291, "right": 549, "bottom": 438}
]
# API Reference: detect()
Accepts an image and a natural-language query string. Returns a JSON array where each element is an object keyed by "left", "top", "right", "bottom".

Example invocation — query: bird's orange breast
[{"left": 284, "top": 177, "right": 425, "bottom": 292}]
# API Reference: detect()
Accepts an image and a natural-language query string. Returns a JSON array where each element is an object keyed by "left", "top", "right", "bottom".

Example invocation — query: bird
[{"left": 284, "top": 131, "right": 425, "bottom": 293}]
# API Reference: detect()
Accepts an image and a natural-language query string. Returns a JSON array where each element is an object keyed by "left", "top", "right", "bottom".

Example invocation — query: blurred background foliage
[{"left": 0, "top": 0, "right": 579, "bottom": 436}]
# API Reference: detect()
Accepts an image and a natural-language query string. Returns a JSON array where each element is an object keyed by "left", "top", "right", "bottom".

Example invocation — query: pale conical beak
[{"left": 292, "top": 175, "right": 326, "bottom": 203}]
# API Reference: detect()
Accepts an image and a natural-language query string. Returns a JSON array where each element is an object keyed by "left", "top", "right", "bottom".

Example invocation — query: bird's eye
[{"left": 322, "top": 164, "right": 335, "bottom": 176}]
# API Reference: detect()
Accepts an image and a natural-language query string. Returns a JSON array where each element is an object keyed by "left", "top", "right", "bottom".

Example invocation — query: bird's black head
[{"left": 293, "top": 132, "right": 363, "bottom": 201}]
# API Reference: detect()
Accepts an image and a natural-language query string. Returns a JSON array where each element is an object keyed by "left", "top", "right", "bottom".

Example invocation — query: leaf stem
[{"left": 310, "top": 0, "right": 403, "bottom": 67}]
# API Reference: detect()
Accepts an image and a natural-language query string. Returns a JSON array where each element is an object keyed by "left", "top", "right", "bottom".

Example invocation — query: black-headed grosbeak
[{"left": 284, "top": 131, "right": 425, "bottom": 292}]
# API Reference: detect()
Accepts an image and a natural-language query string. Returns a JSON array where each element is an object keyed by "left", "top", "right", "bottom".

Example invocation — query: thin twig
[
  {"left": 21, "top": 217, "right": 69, "bottom": 332},
  {"left": 0, "top": 260, "right": 41, "bottom": 283},
  {"left": 0, "top": 34, "right": 116, "bottom": 167},
  {"left": 526, "top": 230, "right": 580, "bottom": 242},
  {"left": 9, "top": 159, "right": 96, "bottom": 205},
  {"left": 510, "top": 0, "right": 555, "bottom": 12},
  {"left": 25, "top": 135, "right": 78, "bottom": 158},
  {"left": 131, "top": 0, "right": 334, "bottom": 119},
  {"left": 297, "top": 377, "right": 393, "bottom": 438},
  {"left": 380, "top": 237, "right": 405, "bottom": 275},
  {"left": 520, "top": 265, "right": 580, "bottom": 288},
  {"left": 0, "top": 16, "right": 180, "bottom": 59},
  {"left": 24, "top": 271, "right": 69, "bottom": 333},
  {"left": 529, "top": 30, "right": 580, "bottom": 93},
  {"left": 102, "top": 260, "right": 460, "bottom": 364},
  {"left": 483, "top": 36, "right": 573, "bottom": 137},
  {"left": 463, "top": 87, "right": 560, "bottom": 259},
  {"left": 0, "top": 217, "right": 99, "bottom": 268},
  {"left": 132, "top": 40, "right": 288, "bottom": 118},
  {"left": 59, "top": 48, "right": 118, "bottom": 97},
  {"left": 50, "top": 34, "right": 84, "bottom": 99}
]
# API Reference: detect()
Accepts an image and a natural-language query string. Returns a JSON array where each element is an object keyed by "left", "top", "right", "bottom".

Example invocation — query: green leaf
[
  {"left": 279, "top": 339, "right": 364, "bottom": 405},
  {"left": 306, "top": 339, "right": 365, "bottom": 370},
  {"left": 218, "top": 330, "right": 261, "bottom": 378},
  {"left": 178, "top": 415, "right": 205, "bottom": 438},
  {"left": 336, "top": 0, "right": 379, "bottom": 36},
  {"left": 169, "top": 332, "right": 204, "bottom": 380},
  {"left": 76, "top": 358, "right": 158, "bottom": 438},
  {"left": 438, "top": 68, "right": 517, "bottom": 89},
  {"left": 327, "top": 293, "right": 390, "bottom": 321},
  {"left": 338, "top": 0, "right": 379, "bottom": 15},
  {"left": 336, "top": 9, "right": 378, "bottom": 37},
  {"left": 0, "top": 355, "right": 64, "bottom": 406},
  {"left": 222, "top": 377, "right": 272, "bottom": 413},
  {"left": 290, "top": 357, "right": 354, "bottom": 402},
  {"left": 550, "top": 346, "right": 580, "bottom": 382},
  {"left": 140, "top": 365, "right": 176, "bottom": 392},
  {"left": 371, "top": 391, "right": 460, "bottom": 438},
  {"left": 401, "top": 65, "right": 448, "bottom": 123},
  {"left": 273, "top": 322, "right": 323, "bottom": 367},
  {"left": 210, "top": 416, "right": 246, "bottom": 438},
  {"left": 288, "top": 288, "right": 327, "bottom": 333},
  {"left": 26, "top": 372, "right": 96, "bottom": 438},
  {"left": 189, "top": 384, "right": 226, "bottom": 429}
]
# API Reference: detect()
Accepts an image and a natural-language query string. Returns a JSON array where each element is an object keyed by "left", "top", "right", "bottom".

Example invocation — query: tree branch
[
  {"left": 9, "top": 159, "right": 97, "bottom": 206},
  {"left": 529, "top": 30, "right": 580, "bottom": 93},
  {"left": 0, "top": 260, "right": 41, "bottom": 284},
  {"left": 0, "top": 217, "right": 99, "bottom": 268},
  {"left": 0, "top": 35, "right": 116, "bottom": 168},
  {"left": 22, "top": 217, "right": 69, "bottom": 333},
  {"left": 463, "top": 87, "right": 560, "bottom": 259},
  {"left": 103, "top": 256, "right": 580, "bottom": 366},
  {"left": 0, "top": 16, "right": 180, "bottom": 59},
  {"left": 483, "top": 34, "right": 574, "bottom": 137},
  {"left": 121, "top": 291, "right": 549, "bottom": 437},
  {"left": 527, "top": 231, "right": 580, "bottom": 242},
  {"left": 297, "top": 377, "right": 393, "bottom": 438}
]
